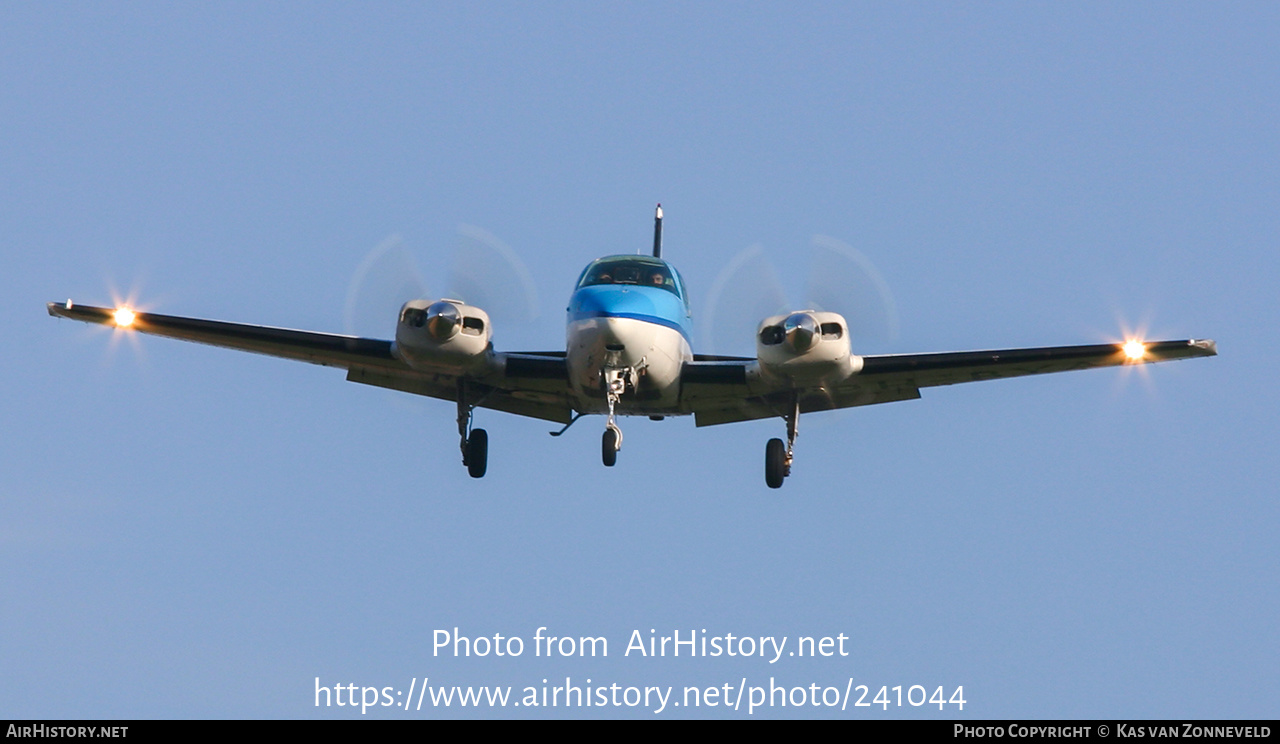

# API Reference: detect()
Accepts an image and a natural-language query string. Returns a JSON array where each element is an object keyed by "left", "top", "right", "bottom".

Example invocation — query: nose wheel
[{"left": 602, "top": 425, "right": 620, "bottom": 467}]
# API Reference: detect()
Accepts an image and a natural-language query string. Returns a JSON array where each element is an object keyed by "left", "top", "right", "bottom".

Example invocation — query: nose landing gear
[{"left": 601, "top": 367, "right": 626, "bottom": 467}]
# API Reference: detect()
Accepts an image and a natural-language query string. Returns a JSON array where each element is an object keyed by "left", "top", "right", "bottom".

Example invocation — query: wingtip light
[
  {"left": 113, "top": 307, "right": 136, "bottom": 327},
  {"left": 1122, "top": 339, "right": 1146, "bottom": 361}
]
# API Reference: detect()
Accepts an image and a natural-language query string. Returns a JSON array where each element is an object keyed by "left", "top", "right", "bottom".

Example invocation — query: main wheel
[
  {"left": 466, "top": 428, "right": 488, "bottom": 478},
  {"left": 765, "top": 438, "right": 786, "bottom": 489},
  {"left": 602, "top": 428, "right": 619, "bottom": 467}
]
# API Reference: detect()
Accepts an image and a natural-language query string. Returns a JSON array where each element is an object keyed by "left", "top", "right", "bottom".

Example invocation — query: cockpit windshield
[{"left": 577, "top": 256, "right": 683, "bottom": 299}]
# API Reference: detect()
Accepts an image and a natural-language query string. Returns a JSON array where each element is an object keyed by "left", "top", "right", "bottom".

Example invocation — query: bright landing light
[
  {"left": 113, "top": 307, "right": 136, "bottom": 327},
  {"left": 1122, "top": 339, "right": 1146, "bottom": 361}
]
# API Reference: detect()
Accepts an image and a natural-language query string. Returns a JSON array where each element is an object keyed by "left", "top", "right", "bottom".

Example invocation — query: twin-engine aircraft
[{"left": 49, "top": 206, "right": 1216, "bottom": 488}]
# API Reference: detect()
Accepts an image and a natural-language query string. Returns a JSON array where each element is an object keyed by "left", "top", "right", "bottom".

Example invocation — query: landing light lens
[
  {"left": 113, "top": 307, "right": 136, "bottom": 327},
  {"left": 1123, "top": 340, "right": 1146, "bottom": 360}
]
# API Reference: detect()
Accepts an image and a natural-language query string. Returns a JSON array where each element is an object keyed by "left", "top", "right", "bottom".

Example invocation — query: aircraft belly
[{"left": 566, "top": 316, "right": 690, "bottom": 413}]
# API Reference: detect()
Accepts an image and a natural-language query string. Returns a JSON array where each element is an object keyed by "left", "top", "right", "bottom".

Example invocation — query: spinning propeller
[
  {"left": 700, "top": 235, "right": 899, "bottom": 356},
  {"left": 343, "top": 226, "right": 539, "bottom": 341}
]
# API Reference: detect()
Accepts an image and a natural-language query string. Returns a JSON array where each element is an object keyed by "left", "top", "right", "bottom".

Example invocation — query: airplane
[{"left": 48, "top": 206, "right": 1217, "bottom": 488}]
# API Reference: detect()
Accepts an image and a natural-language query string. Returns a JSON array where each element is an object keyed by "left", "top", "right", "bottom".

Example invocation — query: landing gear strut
[
  {"left": 601, "top": 368, "right": 625, "bottom": 467},
  {"left": 457, "top": 379, "right": 488, "bottom": 478},
  {"left": 765, "top": 396, "right": 799, "bottom": 489}
]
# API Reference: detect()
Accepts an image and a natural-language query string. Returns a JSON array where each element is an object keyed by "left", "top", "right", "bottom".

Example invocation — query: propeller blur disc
[
  {"left": 343, "top": 235, "right": 428, "bottom": 338},
  {"left": 699, "top": 244, "right": 789, "bottom": 355},
  {"left": 447, "top": 224, "right": 540, "bottom": 329},
  {"left": 343, "top": 227, "right": 539, "bottom": 342},
  {"left": 702, "top": 237, "right": 898, "bottom": 356},
  {"left": 805, "top": 235, "right": 899, "bottom": 345}
]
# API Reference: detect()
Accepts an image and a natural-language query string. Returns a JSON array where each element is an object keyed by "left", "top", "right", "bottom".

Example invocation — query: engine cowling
[
  {"left": 756, "top": 310, "right": 863, "bottom": 385},
  {"left": 395, "top": 299, "right": 493, "bottom": 372}
]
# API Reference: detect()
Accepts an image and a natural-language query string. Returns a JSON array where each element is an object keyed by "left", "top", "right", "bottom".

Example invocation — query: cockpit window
[{"left": 577, "top": 256, "right": 681, "bottom": 298}]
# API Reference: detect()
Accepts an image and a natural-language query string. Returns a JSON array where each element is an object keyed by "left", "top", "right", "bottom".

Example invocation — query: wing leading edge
[
  {"left": 47, "top": 301, "right": 574, "bottom": 423},
  {"left": 681, "top": 339, "right": 1217, "bottom": 426}
]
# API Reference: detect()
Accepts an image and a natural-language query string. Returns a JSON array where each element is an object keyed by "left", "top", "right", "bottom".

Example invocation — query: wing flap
[
  {"left": 680, "top": 358, "right": 922, "bottom": 426},
  {"left": 690, "top": 385, "right": 922, "bottom": 426},
  {"left": 346, "top": 365, "right": 573, "bottom": 423}
]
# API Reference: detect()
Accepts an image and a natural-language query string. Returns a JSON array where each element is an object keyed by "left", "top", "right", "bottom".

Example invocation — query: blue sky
[{"left": 3, "top": 3, "right": 1275, "bottom": 718}]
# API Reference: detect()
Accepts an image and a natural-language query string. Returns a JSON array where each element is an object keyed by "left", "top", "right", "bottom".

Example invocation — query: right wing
[
  {"left": 47, "top": 301, "right": 575, "bottom": 424},
  {"left": 680, "top": 339, "right": 1217, "bottom": 426}
]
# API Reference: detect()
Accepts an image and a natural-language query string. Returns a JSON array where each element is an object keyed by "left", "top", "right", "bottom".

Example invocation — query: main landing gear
[
  {"left": 457, "top": 379, "right": 488, "bottom": 478},
  {"left": 765, "top": 396, "right": 800, "bottom": 489}
]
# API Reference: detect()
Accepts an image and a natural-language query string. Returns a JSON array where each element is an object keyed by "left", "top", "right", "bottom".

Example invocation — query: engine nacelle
[
  {"left": 395, "top": 299, "right": 493, "bottom": 372},
  {"left": 756, "top": 310, "right": 863, "bottom": 385}
]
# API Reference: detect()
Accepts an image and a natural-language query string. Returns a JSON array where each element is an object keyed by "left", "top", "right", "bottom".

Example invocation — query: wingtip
[{"left": 1191, "top": 339, "right": 1218, "bottom": 356}]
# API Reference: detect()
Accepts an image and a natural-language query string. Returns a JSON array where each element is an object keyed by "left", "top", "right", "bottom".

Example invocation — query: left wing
[
  {"left": 681, "top": 339, "right": 1217, "bottom": 426},
  {"left": 47, "top": 301, "right": 574, "bottom": 423}
]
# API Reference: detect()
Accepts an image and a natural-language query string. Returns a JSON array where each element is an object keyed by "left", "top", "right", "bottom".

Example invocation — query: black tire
[
  {"left": 765, "top": 438, "right": 786, "bottom": 489},
  {"left": 602, "top": 428, "right": 618, "bottom": 467},
  {"left": 466, "top": 428, "right": 488, "bottom": 478}
]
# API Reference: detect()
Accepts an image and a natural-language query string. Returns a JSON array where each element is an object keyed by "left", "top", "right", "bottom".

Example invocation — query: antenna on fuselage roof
[{"left": 652, "top": 203, "right": 663, "bottom": 258}]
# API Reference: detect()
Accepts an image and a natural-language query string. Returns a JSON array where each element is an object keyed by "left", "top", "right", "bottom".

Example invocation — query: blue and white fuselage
[{"left": 565, "top": 254, "right": 693, "bottom": 414}]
